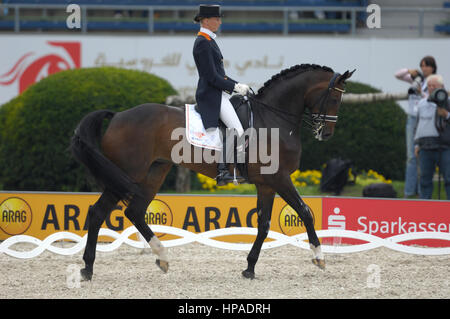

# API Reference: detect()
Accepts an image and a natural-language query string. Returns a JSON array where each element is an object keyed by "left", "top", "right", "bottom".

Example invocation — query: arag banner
[
  {"left": 2, "top": 192, "right": 449, "bottom": 247},
  {"left": 0, "top": 192, "right": 322, "bottom": 243}
]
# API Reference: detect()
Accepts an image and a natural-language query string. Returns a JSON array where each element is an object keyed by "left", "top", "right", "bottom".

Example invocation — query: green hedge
[
  {"left": 0, "top": 67, "right": 177, "bottom": 191},
  {"left": 299, "top": 81, "right": 406, "bottom": 180}
]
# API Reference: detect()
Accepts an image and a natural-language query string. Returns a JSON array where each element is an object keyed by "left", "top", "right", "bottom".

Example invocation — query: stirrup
[
  {"left": 232, "top": 167, "right": 246, "bottom": 185},
  {"left": 216, "top": 166, "right": 234, "bottom": 186}
]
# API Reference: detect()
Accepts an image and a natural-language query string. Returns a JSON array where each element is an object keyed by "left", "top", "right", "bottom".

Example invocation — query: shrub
[
  {"left": 197, "top": 168, "right": 391, "bottom": 193},
  {"left": 299, "top": 81, "right": 406, "bottom": 180},
  {"left": 290, "top": 169, "right": 322, "bottom": 187},
  {"left": 0, "top": 67, "right": 177, "bottom": 191}
]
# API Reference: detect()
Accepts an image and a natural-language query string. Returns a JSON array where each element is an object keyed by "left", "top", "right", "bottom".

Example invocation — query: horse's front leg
[
  {"left": 242, "top": 184, "right": 275, "bottom": 279},
  {"left": 274, "top": 175, "right": 325, "bottom": 270}
]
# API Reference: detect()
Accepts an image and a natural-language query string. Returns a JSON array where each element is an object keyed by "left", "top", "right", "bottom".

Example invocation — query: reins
[
  {"left": 247, "top": 91, "right": 299, "bottom": 128},
  {"left": 247, "top": 73, "right": 345, "bottom": 135}
]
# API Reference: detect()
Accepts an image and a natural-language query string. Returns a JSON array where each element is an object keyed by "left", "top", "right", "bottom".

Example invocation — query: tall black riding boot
[
  {"left": 216, "top": 162, "right": 234, "bottom": 186},
  {"left": 216, "top": 128, "right": 235, "bottom": 186}
]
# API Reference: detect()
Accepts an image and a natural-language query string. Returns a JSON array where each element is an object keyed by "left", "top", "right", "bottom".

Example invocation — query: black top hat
[{"left": 194, "top": 4, "right": 224, "bottom": 22}]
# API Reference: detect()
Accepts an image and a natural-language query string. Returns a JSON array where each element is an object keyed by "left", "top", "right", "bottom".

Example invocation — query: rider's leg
[
  {"left": 214, "top": 93, "right": 245, "bottom": 185},
  {"left": 219, "top": 92, "right": 244, "bottom": 137},
  {"left": 220, "top": 92, "right": 245, "bottom": 163}
]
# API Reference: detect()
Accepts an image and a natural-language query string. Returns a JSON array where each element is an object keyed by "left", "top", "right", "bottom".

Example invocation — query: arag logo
[
  {"left": 278, "top": 204, "right": 315, "bottom": 236},
  {"left": 0, "top": 197, "right": 33, "bottom": 236},
  {"left": 145, "top": 199, "right": 173, "bottom": 238}
]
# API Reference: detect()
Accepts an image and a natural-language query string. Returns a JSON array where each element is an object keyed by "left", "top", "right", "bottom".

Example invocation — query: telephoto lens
[{"left": 428, "top": 88, "right": 448, "bottom": 108}]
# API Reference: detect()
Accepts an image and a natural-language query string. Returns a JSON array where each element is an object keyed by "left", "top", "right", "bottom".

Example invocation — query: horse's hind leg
[
  {"left": 124, "top": 160, "right": 173, "bottom": 273},
  {"left": 81, "top": 190, "right": 119, "bottom": 281}
]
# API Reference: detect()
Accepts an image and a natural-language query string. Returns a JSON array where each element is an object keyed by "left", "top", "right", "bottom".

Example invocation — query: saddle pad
[{"left": 185, "top": 104, "right": 222, "bottom": 151}]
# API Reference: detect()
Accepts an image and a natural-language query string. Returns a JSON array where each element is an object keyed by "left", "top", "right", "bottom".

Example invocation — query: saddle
[
  {"left": 194, "top": 94, "right": 253, "bottom": 131},
  {"left": 194, "top": 94, "right": 253, "bottom": 181}
]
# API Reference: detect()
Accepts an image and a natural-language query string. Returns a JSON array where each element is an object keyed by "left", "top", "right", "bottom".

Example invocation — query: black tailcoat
[{"left": 193, "top": 32, "right": 236, "bottom": 129}]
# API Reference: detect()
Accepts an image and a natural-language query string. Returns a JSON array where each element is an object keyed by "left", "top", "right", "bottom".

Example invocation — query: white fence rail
[{"left": 1, "top": 225, "right": 449, "bottom": 258}]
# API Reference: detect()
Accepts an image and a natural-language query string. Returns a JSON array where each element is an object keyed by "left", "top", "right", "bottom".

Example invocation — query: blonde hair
[{"left": 427, "top": 74, "right": 444, "bottom": 86}]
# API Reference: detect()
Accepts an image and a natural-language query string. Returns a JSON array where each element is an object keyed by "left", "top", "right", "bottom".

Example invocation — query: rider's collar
[{"left": 200, "top": 27, "right": 217, "bottom": 40}]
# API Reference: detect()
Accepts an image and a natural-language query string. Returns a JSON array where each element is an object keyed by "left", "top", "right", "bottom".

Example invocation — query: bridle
[
  {"left": 308, "top": 72, "right": 346, "bottom": 140},
  {"left": 247, "top": 72, "right": 346, "bottom": 139}
]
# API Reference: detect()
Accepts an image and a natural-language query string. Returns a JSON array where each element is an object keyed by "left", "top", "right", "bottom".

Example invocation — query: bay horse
[{"left": 70, "top": 64, "right": 354, "bottom": 281}]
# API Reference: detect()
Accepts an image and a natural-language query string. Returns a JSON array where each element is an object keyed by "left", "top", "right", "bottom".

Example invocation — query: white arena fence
[{"left": 1, "top": 226, "right": 449, "bottom": 259}]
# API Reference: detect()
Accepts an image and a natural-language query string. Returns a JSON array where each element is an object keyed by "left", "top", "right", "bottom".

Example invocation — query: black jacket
[
  {"left": 437, "top": 100, "right": 450, "bottom": 148},
  {"left": 193, "top": 32, "right": 236, "bottom": 129}
]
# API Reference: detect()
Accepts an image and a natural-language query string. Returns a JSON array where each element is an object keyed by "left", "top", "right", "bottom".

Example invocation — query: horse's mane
[{"left": 256, "top": 63, "right": 334, "bottom": 97}]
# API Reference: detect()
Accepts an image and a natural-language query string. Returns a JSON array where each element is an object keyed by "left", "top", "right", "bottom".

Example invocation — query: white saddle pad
[{"left": 185, "top": 104, "right": 222, "bottom": 151}]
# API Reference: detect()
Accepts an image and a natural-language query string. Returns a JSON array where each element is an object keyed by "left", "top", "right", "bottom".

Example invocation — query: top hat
[{"left": 194, "top": 4, "right": 224, "bottom": 22}]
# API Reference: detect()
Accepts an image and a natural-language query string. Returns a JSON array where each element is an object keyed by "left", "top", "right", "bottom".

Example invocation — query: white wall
[{"left": 0, "top": 34, "right": 449, "bottom": 106}]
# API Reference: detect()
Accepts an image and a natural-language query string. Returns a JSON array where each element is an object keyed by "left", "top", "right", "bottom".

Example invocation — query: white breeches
[
  {"left": 204, "top": 93, "right": 244, "bottom": 153},
  {"left": 219, "top": 92, "right": 244, "bottom": 137}
]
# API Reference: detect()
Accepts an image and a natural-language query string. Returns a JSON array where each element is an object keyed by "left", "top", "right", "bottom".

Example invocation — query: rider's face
[{"left": 202, "top": 17, "right": 222, "bottom": 33}]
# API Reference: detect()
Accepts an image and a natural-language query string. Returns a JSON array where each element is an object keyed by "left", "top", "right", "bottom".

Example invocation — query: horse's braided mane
[{"left": 256, "top": 63, "right": 334, "bottom": 97}]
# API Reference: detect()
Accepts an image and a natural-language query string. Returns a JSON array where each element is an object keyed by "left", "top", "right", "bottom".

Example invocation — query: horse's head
[{"left": 305, "top": 69, "right": 355, "bottom": 141}]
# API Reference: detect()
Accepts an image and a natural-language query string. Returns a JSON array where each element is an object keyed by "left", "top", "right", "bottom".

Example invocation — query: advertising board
[
  {"left": 2, "top": 192, "right": 449, "bottom": 248},
  {"left": 322, "top": 197, "right": 450, "bottom": 247},
  {"left": 1, "top": 35, "right": 450, "bottom": 105},
  {"left": 0, "top": 192, "right": 322, "bottom": 243}
]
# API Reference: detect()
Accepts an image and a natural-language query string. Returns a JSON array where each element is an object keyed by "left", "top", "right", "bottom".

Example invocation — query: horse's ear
[{"left": 338, "top": 69, "right": 356, "bottom": 83}]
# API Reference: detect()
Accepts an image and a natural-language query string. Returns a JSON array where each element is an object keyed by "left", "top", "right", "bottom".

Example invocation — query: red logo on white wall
[{"left": 0, "top": 41, "right": 81, "bottom": 94}]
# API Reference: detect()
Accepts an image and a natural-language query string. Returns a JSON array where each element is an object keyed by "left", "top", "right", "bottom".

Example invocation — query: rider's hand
[{"left": 234, "top": 83, "right": 250, "bottom": 96}]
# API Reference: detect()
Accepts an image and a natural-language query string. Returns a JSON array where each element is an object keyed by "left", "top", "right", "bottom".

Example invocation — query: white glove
[{"left": 234, "top": 83, "right": 250, "bottom": 96}]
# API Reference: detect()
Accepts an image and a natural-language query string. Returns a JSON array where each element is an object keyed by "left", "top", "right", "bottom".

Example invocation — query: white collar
[{"left": 200, "top": 27, "right": 217, "bottom": 40}]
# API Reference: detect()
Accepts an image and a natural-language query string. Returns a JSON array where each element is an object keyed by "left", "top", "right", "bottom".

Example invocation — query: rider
[{"left": 193, "top": 4, "right": 249, "bottom": 186}]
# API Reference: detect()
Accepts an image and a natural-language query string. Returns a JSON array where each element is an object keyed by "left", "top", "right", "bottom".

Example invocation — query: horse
[{"left": 70, "top": 63, "right": 354, "bottom": 281}]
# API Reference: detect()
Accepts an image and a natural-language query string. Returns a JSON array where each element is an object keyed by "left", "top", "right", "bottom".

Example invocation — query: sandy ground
[{"left": 0, "top": 242, "right": 449, "bottom": 299}]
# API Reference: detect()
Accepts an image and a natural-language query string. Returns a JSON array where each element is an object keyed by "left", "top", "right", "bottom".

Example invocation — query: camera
[
  {"left": 408, "top": 71, "right": 424, "bottom": 95},
  {"left": 428, "top": 88, "right": 448, "bottom": 109}
]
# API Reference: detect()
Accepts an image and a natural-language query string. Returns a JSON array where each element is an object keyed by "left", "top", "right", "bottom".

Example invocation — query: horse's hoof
[
  {"left": 80, "top": 268, "right": 93, "bottom": 281},
  {"left": 156, "top": 259, "right": 169, "bottom": 273},
  {"left": 242, "top": 269, "right": 255, "bottom": 279},
  {"left": 312, "top": 258, "right": 326, "bottom": 270}
]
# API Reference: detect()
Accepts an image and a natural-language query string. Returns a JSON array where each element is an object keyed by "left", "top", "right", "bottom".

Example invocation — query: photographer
[
  {"left": 395, "top": 56, "right": 437, "bottom": 198},
  {"left": 414, "top": 74, "right": 450, "bottom": 199}
]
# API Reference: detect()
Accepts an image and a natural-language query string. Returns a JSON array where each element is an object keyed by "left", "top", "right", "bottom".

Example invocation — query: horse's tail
[{"left": 70, "top": 109, "right": 141, "bottom": 203}]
